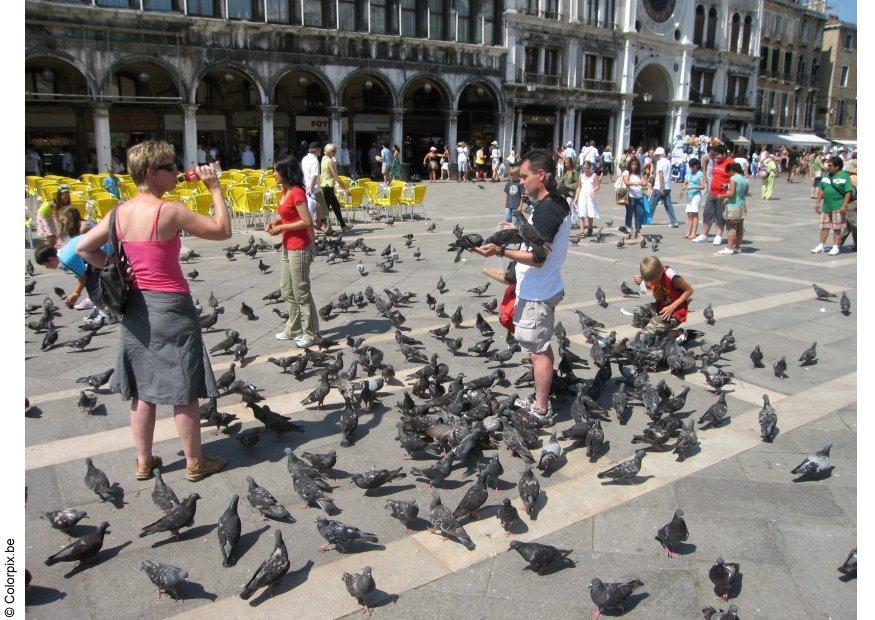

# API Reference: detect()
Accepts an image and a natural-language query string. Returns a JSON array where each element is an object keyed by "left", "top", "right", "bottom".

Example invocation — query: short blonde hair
[
  {"left": 509, "top": 165, "right": 521, "bottom": 180},
  {"left": 640, "top": 255, "right": 664, "bottom": 282},
  {"left": 127, "top": 140, "right": 175, "bottom": 188},
  {"left": 323, "top": 143, "right": 337, "bottom": 156}
]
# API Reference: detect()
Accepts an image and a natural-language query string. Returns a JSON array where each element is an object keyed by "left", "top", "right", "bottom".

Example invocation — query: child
[
  {"left": 682, "top": 158, "right": 704, "bottom": 239},
  {"left": 574, "top": 161, "right": 601, "bottom": 236},
  {"left": 632, "top": 255, "right": 693, "bottom": 334},
  {"left": 503, "top": 166, "right": 523, "bottom": 225}
]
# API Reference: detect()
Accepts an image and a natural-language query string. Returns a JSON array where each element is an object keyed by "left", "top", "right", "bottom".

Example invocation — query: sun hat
[
  {"left": 430, "top": 146, "right": 437, "bottom": 151},
  {"left": 58, "top": 184, "right": 70, "bottom": 193},
  {"left": 654, "top": 147, "right": 666, "bottom": 156}
]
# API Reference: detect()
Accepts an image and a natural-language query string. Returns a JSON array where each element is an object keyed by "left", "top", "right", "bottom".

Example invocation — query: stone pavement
[{"left": 24, "top": 175, "right": 856, "bottom": 618}]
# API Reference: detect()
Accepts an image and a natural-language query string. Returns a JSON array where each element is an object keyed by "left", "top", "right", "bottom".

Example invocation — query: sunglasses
[{"left": 152, "top": 163, "right": 178, "bottom": 173}]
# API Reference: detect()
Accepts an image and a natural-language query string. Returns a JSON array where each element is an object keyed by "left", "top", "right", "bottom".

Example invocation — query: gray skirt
[{"left": 111, "top": 289, "right": 218, "bottom": 406}]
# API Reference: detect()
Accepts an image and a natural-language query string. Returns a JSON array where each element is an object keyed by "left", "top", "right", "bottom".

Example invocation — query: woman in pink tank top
[{"left": 78, "top": 140, "right": 232, "bottom": 483}]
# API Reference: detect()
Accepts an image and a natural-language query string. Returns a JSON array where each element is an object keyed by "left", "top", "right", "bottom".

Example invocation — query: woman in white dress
[
  {"left": 574, "top": 161, "right": 601, "bottom": 236},
  {"left": 456, "top": 142, "right": 469, "bottom": 182}
]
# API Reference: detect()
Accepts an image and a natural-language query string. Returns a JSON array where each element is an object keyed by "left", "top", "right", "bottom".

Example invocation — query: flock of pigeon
[{"left": 25, "top": 217, "right": 856, "bottom": 618}]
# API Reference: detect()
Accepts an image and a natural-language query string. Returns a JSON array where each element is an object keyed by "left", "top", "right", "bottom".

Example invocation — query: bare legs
[
  {"left": 131, "top": 398, "right": 157, "bottom": 468},
  {"left": 532, "top": 347, "right": 555, "bottom": 412},
  {"left": 130, "top": 397, "right": 204, "bottom": 469},
  {"left": 684, "top": 214, "right": 699, "bottom": 239}
]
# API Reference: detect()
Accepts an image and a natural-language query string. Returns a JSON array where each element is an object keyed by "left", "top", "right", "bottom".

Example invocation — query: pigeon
[
  {"left": 799, "top": 342, "right": 818, "bottom": 366},
  {"left": 240, "top": 301, "right": 258, "bottom": 321},
  {"left": 597, "top": 449, "right": 646, "bottom": 483},
  {"left": 216, "top": 363, "right": 236, "bottom": 391},
  {"left": 426, "top": 492, "right": 475, "bottom": 550},
  {"left": 749, "top": 345, "right": 763, "bottom": 368},
  {"left": 235, "top": 428, "right": 262, "bottom": 449},
  {"left": 210, "top": 330, "right": 240, "bottom": 354},
  {"left": 616, "top": 238, "right": 625, "bottom": 248},
  {"left": 76, "top": 390, "right": 97, "bottom": 414},
  {"left": 385, "top": 499, "right": 419, "bottom": 534},
  {"left": 699, "top": 302, "right": 716, "bottom": 325},
  {"left": 151, "top": 469, "right": 180, "bottom": 514},
  {"left": 247, "top": 402, "right": 305, "bottom": 436},
  {"left": 482, "top": 297, "right": 498, "bottom": 314},
  {"left": 84, "top": 458, "right": 114, "bottom": 501},
  {"left": 239, "top": 530, "right": 290, "bottom": 600},
  {"left": 233, "top": 339, "right": 249, "bottom": 363},
  {"left": 435, "top": 275, "right": 447, "bottom": 292},
  {"left": 66, "top": 331, "right": 94, "bottom": 353},
  {"left": 699, "top": 392, "right": 728, "bottom": 429},
  {"left": 812, "top": 283, "right": 836, "bottom": 300},
  {"left": 179, "top": 248, "right": 200, "bottom": 262},
  {"left": 655, "top": 509, "right": 689, "bottom": 558},
  {"left": 301, "top": 450, "right": 337, "bottom": 475},
  {"left": 708, "top": 557, "right": 740, "bottom": 601},
  {"left": 612, "top": 384, "right": 629, "bottom": 420},
  {"left": 452, "top": 469, "right": 490, "bottom": 520},
  {"left": 429, "top": 324, "right": 451, "bottom": 339},
  {"left": 246, "top": 476, "right": 294, "bottom": 522},
  {"left": 773, "top": 356, "right": 787, "bottom": 378},
  {"left": 537, "top": 431, "right": 561, "bottom": 473},
  {"left": 411, "top": 452, "right": 454, "bottom": 487},
  {"left": 186, "top": 270, "right": 198, "bottom": 280},
  {"left": 42, "top": 508, "right": 88, "bottom": 533},
  {"left": 468, "top": 282, "right": 490, "bottom": 296},
  {"left": 595, "top": 285, "right": 607, "bottom": 306},
  {"left": 413, "top": 247, "right": 422, "bottom": 261},
  {"left": 451, "top": 305, "right": 463, "bottom": 328},
  {"left": 589, "top": 578, "right": 645, "bottom": 619},
  {"left": 518, "top": 466, "right": 541, "bottom": 519},
  {"left": 44, "top": 521, "right": 109, "bottom": 566},
  {"left": 217, "top": 494, "right": 242, "bottom": 567},
  {"left": 140, "top": 493, "right": 200, "bottom": 541},
  {"left": 840, "top": 292, "right": 851, "bottom": 315},
  {"left": 316, "top": 517, "right": 378, "bottom": 553},
  {"left": 262, "top": 289, "right": 281, "bottom": 302},
  {"left": 445, "top": 336, "right": 463, "bottom": 356},
  {"left": 427, "top": 221, "right": 436, "bottom": 232},
  {"left": 53, "top": 286, "right": 66, "bottom": 298},
  {"left": 140, "top": 560, "right": 188, "bottom": 599},
  {"left": 340, "top": 404, "right": 359, "bottom": 447},
  {"left": 791, "top": 442, "right": 833, "bottom": 479},
  {"left": 640, "top": 237, "right": 647, "bottom": 248},
  {"left": 26, "top": 259, "right": 34, "bottom": 277},
  {"left": 758, "top": 395, "right": 778, "bottom": 442},
  {"left": 496, "top": 498, "right": 520, "bottom": 534},
  {"left": 292, "top": 471, "right": 337, "bottom": 513},
  {"left": 351, "top": 468, "right": 406, "bottom": 494},
  {"left": 585, "top": 419, "right": 605, "bottom": 460},
  {"left": 620, "top": 281, "right": 639, "bottom": 296},
  {"left": 838, "top": 548, "right": 857, "bottom": 578},
  {"left": 300, "top": 379, "right": 331, "bottom": 409},
  {"left": 343, "top": 566, "right": 376, "bottom": 616},
  {"left": 702, "top": 604, "right": 740, "bottom": 620},
  {"left": 475, "top": 312, "right": 495, "bottom": 336},
  {"left": 509, "top": 541, "right": 573, "bottom": 575},
  {"left": 674, "top": 419, "right": 699, "bottom": 461},
  {"left": 257, "top": 259, "right": 270, "bottom": 273},
  {"left": 25, "top": 280, "right": 36, "bottom": 294}
]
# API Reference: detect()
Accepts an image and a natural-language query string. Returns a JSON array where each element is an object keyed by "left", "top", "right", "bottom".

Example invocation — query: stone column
[
  {"left": 181, "top": 104, "right": 198, "bottom": 169},
  {"left": 615, "top": 95, "right": 634, "bottom": 150},
  {"left": 712, "top": 117, "right": 722, "bottom": 139},
  {"left": 93, "top": 103, "right": 112, "bottom": 173},
  {"left": 566, "top": 38, "right": 579, "bottom": 89},
  {"left": 259, "top": 104, "right": 276, "bottom": 169},
  {"left": 329, "top": 106, "right": 345, "bottom": 149},
  {"left": 506, "top": 29, "right": 518, "bottom": 83},
  {"left": 562, "top": 106, "right": 576, "bottom": 146},
  {"left": 552, "top": 107, "right": 562, "bottom": 147},
  {"left": 446, "top": 110, "right": 459, "bottom": 163},
  {"left": 391, "top": 108, "right": 404, "bottom": 150},
  {"left": 607, "top": 111, "right": 616, "bottom": 149},
  {"left": 500, "top": 105, "right": 514, "bottom": 157},
  {"left": 569, "top": 0, "right": 579, "bottom": 22},
  {"left": 515, "top": 106, "right": 523, "bottom": 152}
]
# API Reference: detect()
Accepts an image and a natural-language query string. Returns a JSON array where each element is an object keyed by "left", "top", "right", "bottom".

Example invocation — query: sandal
[
  {"left": 186, "top": 455, "right": 227, "bottom": 482},
  {"left": 135, "top": 455, "right": 163, "bottom": 481}
]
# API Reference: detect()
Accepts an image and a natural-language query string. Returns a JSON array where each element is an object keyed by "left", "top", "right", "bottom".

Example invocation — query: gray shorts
[
  {"left": 513, "top": 291, "right": 564, "bottom": 354},
  {"left": 702, "top": 194, "right": 725, "bottom": 227}
]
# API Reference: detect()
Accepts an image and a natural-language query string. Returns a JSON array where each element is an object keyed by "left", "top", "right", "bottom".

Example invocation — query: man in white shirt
[
  {"left": 301, "top": 141, "right": 327, "bottom": 232},
  {"left": 338, "top": 142, "right": 351, "bottom": 176},
  {"left": 380, "top": 143, "right": 392, "bottom": 183},
  {"left": 25, "top": 146, "right": 42, "bottom": 176},
  {"left": 649, "top": 147, "right": 679, "bottom": 227},
  {"left": 562, "top": 141, "right": 576, "bottom": 162},
  {"left": 490, "top": 140, "right": 502, "bottom": 182},
  {"left": 196, "top": 144, "right": 207, "bottom": 165},
  {"left": 241, "top": 145, "right": 256, "bottom": 167},
  {"left": 60, "top": 148, "right": 75, "bottom": 176}
]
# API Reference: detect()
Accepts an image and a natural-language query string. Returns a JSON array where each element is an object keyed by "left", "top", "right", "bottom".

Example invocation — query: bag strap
[{"left": 106, "top": 207, "right": 128, "bottom": 275}]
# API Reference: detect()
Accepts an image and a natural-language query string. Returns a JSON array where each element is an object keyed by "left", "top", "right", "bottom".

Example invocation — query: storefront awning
[
  {"left": 831, "top": 139, "right": 857, "bottom": 147},
  {"left": 722, "top": 129, "right": 750, "bottom": 144},
  {"left": 783, "top": 133, "right": 830, "bottom": 147},
  {"left": 751, "top": 131, "right": 791, "bottom": 146}
]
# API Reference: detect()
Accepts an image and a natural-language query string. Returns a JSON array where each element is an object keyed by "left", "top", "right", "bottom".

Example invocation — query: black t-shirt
[
  {"left": 504, "top": 181, "right": 522, "bottom": 211},
  {"left": 531, "top": 195, "right": 570, "bottom": 245}
]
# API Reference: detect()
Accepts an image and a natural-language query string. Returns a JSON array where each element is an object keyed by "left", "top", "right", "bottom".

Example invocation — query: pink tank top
[{"left": 116, "top": 202, "right": 190, "bottom": 294}]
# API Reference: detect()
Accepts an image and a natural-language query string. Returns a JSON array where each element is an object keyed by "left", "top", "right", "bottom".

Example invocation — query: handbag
[
  {"left": 98, "top": 207, "right": 131, "bottom": 316},
  {"left": 614, "top": 175, "right": 629, "bottom": 205}
]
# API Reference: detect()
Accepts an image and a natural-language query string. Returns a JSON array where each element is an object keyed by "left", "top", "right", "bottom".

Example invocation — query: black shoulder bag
[{"left": 99, "top": 207, "right": 131, "bottom": 316}]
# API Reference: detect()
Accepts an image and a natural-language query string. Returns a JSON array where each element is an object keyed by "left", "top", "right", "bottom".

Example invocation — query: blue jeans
[
  {"left": 625, "top": 197, "right": 646, "bottom": 231},
  {"left": 649, "top": 189, "right": 678, "bottom": 225},
  {"left": 503, "top": 207, "right": 514, "bottom": 222}
]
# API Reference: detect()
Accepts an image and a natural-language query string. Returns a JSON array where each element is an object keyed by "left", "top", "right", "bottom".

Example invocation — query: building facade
[
  {"left": 752, "top": 0, "right": 827, "bottom": 147},
  {"left": 25, "top": 0, "right": 762, "bottom": 176},
  {"left": 816, "top": 15, "right": 856, "bottom": 143}
]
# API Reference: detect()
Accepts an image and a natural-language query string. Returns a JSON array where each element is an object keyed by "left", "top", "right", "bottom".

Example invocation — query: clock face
[{"left": 642, "top": 0, "right": 677, "bottom": 23}]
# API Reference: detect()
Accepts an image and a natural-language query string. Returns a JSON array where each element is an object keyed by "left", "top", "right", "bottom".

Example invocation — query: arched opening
[
  {"left": 457, "top": 81, "right": 501, "bottom": 164},
  {"left": 706, "top": 7, "right": 718, "bottom": 49},
  {"left": 631, "top": 63, "right": 673, "bottom": 147},
  {"left": 341, "top": 72, "right": 394, "bottom": 178},
  {"left": 195, "top": 67, "right": 262, "bottom": 168},
  {"left": 402, "top": 77, "right": 449, "bottom": 177},
  {"left": 105, "top": 59, "right": 183, "bottom": 171},
  {"left": 742, "top": 15, "right": 753, "bottom": 54},
  {"left": 730, "top": 13, "right": 741, "bottom": 53},
  {"left": 693, "top": 5, "right": 705, "bottom": 46},
  {"left": 273, "top": 70, "right": 334, "bottom": 160},
  {"left": 25, "top": 56, "right": 91, "bottom": 175}
]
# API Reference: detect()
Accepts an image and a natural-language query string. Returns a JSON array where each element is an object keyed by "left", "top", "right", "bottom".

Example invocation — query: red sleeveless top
[{"left": 646, "top": 267, "right": 688, "bottom": 323}]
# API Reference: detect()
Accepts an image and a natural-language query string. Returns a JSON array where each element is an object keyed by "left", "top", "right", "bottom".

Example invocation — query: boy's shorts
[
  {"left": 84, "top": 266, "right": 103, "bottom": 302},
  {"left": 820, "top": 210, "right": 846, "bottom": 231}
]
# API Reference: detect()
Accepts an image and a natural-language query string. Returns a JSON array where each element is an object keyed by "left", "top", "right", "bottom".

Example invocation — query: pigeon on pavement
[
  {"left": 509, "top": 540, "right": 573, "bottom": 574},
  {"left": 217, "top": 494, "right": 242, "bottom": 567},
  {"left": 151, "top": 469, "right": 180, "bottom": 514},
  {"left": 758, "top": 395, "right": 778, "bottom": 442},
  {"left": 597, "top": 449, "right": 646, "bottom": 483},
  {"left": 140, "top": 493, "right": 201, "bottom": 541},
  {"left": 589, "top": 578, "right": 644, "bottom": 619},
  {"left": 84, "top": 458, "right": 115, "bottom": 502},
  {"left": 799, "top": 342, "right": 818, "bottom": 366},
  {"left": 496, "top": 498, "right": 520, "bottom": 534},
  {"left": 246, "top": 476, "right": 294, "bottom": 522},
  {"left": 239, "top": 530, "right": 290, "bottom": 600},
  {"left": 812, "top": 283, "right": 836, "bottom": 300},
  {"left": 44, "top": 521, "right": 109, "bottom": 566},
  {"left": 385, "top": 499, "right": 419, "bottom": 534},
  {"left": 655, "top": 509, "right": 689, "bottom": 558},
  {"left": 791, "top": 442, "right": 833, "bottom": 479},
  {"left": 702, "top": 604, "right": 740, "bottom": 619},
  {"left": 42, "top": 508, "right": 88, "bottom": 533},
  {"left": 316, "top": 517, "right": 378, "bottom": 553},
  {"left": 518, "top": 466, "right": 541, "bottom": 519},
  {"left": 426, "top": 492, "right": 475, "bottom": 550},
  {"left": 140, "top": 560, "right": 188, "bottom": 599},
  {"left": 343, "top": 566, "right": 376, "bottom": 616},
  {"left": 708, "top": 557, "right": 740, "bottom": 600}
]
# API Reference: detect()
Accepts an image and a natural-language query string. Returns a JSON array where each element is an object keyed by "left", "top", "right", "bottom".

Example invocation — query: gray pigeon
[
  {"left": 673, "top": 419, "right": 699, "bottom": 461},
  {"left": 497, "top": 498, "right": 520, "bottom": 534},
  {"left": 45, "top": 521, "right": 109, "bottom": 566},
  {"left": 589, "top": 578, "right": 644, "bottom": 618},
  {"left": 239, "top": 530, "right": 290, "bottom": 600},
  {"left": 518, "top": 466, "right": 541, "bottom": 520},
  {"left": 812, "top": 283, "right": 835, "bottom": 300},
  {"left": 246, "top": 476, "right": 294, "bottom": 522},
  {"left": 427, "top": 492, "right": 475, "bottom": 550},
  {"left": 292, "top": 473, "right": 337, "bottom": 513},
  {"left": 708, "top": 557, "right": 740, "bottom": 600},
  {"left": 537, "top": 431, "right": 561, "bottom": 473},
  {"left": 218, "top": 494, "right": 242, "bottom": 567},
  {"left": 316, "top": 517, "right": 378, "bottom": 553},
  {"left": 703, "top": 303, "right": 715, "bottom": 324},
  {"left": 452, "top": 469, "right": 490, "bottom": 521},
  {"left": 840, "top": 292, "right": 851, "bottom": 315},
  {"left": 758, "top": 395, "right": 778, "bottom": 442},
  {"left": 838, "top": 548, "right": 857, "bottom": 578},
  {"left": 151, "top": 468, "right": 180, "bottom": 514},
  {"left": 749, "top": 345, "right": 763, "bottom": 368},
  {"left": 791, "top": 442, "right": 833, "bottom": 479},
  {"left": 140, "top": 493, "right": 200, "bottom": 541},
  {"left": 702, "top": 604, "right": 740, "bottom": 619},
  {"left": 699, "top": 392, "right": 728, "bottom": 429},
  {"left": 655, "top": 509, "right": 689, "bottom": 558},
  {"left": 140, "top": 560, "right": 188, "bottom": 600},
  {"left": 343, "top": 566, "right": 376, "bottom": 615},
  {"left": 595, "top": 285, "right": 607, "bottom": 306},
  {"left": 597, "top": 449, "right": 646, "bottom": 483},
  {"left": 84, "top": 458, "right": 114, "bottom": 501},
  {"left": 43, "top": 508, "right": 88, "bottom": 533},
  {"left": 351, "top": 468, "right": 406, "bottom": 494},
  {"left": 385, "top": 499, "right": 419, "bottom": 534},
  {"left": 509, "top": 540, "right": 573, "bottom": 574},
  {"left": 798, "top": 342, "right": 818, "bottom": 366},
  {"left": 586, "top": 419, "right": 605, "bottom": 461},
  {"left": 773, "top": 356, "right": 787, "bottom": 378}
]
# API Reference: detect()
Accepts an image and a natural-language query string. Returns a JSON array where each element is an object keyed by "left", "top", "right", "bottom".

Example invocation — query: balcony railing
[
  {"left": 524, "top": 73, "right": 563, "bottom": 86},
  {"left": 518, "top": 6, "right": 565, "bottom": 20},
  {"left": 688, "top": 90, "right": 715, "bottom": 104},
  {"left": 724, "top": 95, "right": 749, "bottom": 106},
  {"left": 580, "top": 78, "right": 615, "bottom": 91}
]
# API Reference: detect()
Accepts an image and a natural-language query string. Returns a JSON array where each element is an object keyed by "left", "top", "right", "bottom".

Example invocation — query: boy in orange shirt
[{"left": 632, "top": 255, "right": 694, "bottom": 334}]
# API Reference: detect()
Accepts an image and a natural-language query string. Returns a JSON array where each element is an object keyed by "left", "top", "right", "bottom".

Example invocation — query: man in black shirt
[{"left": 473, "top": 150, "right": 571, "bottom": 417}]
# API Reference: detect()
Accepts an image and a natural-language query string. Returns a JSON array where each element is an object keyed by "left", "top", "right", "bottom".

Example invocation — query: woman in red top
[{"left": 268, "top": 156, "right": 320, "bottom": 347}]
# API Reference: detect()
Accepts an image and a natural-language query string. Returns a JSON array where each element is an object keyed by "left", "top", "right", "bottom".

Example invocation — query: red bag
[{"left": 499, "top": 284, "right": 516, "bottom": 334}]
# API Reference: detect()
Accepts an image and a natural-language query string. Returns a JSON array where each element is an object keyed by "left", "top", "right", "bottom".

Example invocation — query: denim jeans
[
  {"left": 625, "top": 197, "right": 646, "bottom": 231},
  {"left": 503, "top": 207, "right": 514, "bottom": 222},
  {"left": 649, "top": 189, "right": 677, "bottom": 225}
]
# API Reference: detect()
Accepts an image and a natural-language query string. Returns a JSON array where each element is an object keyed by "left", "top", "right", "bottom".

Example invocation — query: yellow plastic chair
[
  {"left": 119, "top": 180, "right": 138, "bottom": 200},
  {"left": 191, "top": 193, "right": 214, "bottom": 216},
  {"left": 92, "top": 197, "right": 117, "bottom": 221},
  {"left": 91, "top": 190, "right": 116, "bottom": 202},
  {"left": 176, "top": 188, "right": 197, "bottom": 197},
  {"left": 263, "top": 176, "right": 278, "bottom": 189},
  {"left": 401, "top": 184, "right": 427, "bottom": 220},
  {"left": 162, "top": 193, "right": 181, "bottom": 203},
  {"left": 69, "top": 199, "right": 87, "bottom": 219},
  {"left": 69, "top": 182, "right": 89, "bottom": 193},
  {"left": 339, "top": 186, "right": 366, "bottom": 223},
  {"left": 373, "top": 186, "right": 402, "bottom": 219}
]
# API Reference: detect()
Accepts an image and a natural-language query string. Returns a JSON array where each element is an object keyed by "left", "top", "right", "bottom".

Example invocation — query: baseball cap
[{"left": 654, "top": 147, "right": 666, "bottom": 156}]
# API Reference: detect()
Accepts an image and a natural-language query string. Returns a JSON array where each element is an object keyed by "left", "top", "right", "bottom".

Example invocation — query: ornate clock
[{"left": 642, "top": 0, "right": 677, "bottom": 23}]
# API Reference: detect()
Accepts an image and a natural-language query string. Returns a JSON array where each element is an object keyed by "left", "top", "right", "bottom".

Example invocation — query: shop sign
[
  {"left": 523, "top": 115, "right": 555, "bottom": 125},
  {"left": 295, "top": 116, "right": 349, "bottom": 132}
]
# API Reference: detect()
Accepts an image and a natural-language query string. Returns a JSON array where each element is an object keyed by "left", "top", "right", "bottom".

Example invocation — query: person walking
[
  {"left": 475, "top": 144, "right": 487, "bottom": 181},
  {"left": 301, "top": 142, "right": 327, "bottom": 232},
  {"left": 380, "top": 143, "right": 392, "bottom": 184},
  {"left": 574, "top": 160, "right": 600, "bottom": 236},
  {"left": 456, "top": 141, "right": 469, "bottom": 182},
  {"left": 761, "top": 154, "right": 777, "bottom": 200},
  {"left": 423, "top": 146, "right": 440, "bottom": 182},
  {"left": 810, "top": 152, "right": 824, "bottom": 199},
  {"left": 601, "top": 145, "right": 614, "bottom": 181},
  {"left": 389, "top": 144, "right": 403, "bottom": 181},
  {"left": 440, "top": 145, "right": 451, "bottom": 180},
  {"left": 622, "top": 157, "right": 648, "bottom": 238},
  {"left": 812, "top": 155, "right": 853, "bottom": 256},
  {"left": 338, "top": 142, "right": 351, "bottom": 176},
  {"left": 692, "top": 144, "right": 733, "bottom": 245},
  {"left": 270, "top": 156, "right": 321, "bottom": 346},
  {"left": 715, "top": 162, "right": 748, "bottom": 255},
  {"left": 76, "top": 141, "right": 229, "bottom": 482},
  {"left": 649, "top": 147, "right": 679, "bottom": 228},
  {"left": 320, "top": 143, "right": 350, "bottom": 231},
  {"left": 473, "top": 149, "right": 571, "bottom": 419},
  {"left": 682, "top": 158, "right": 704, "bottom": 239}
]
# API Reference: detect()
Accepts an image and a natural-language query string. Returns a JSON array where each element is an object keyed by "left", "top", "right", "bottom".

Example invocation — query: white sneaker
[
  {"left": 692, "top": 234, "right": 708, "bottom": 243},
  {"left": 295, "top": 337, "right": 315, "bottom": 348},
  {"left": 828, "top": 245, "right": 840, "bottom": 256},
  {"left": 275, "top": 332, "right": 294, "bottom": 341},
  {"left": 717, "top": 248, "right": 735, "bottom": 255},
  {"left": 712, "top": 235, "right": 723, "bottom": 246},
  {"left": 811, "top": 243, "right": 825, "bottom": 254}
]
